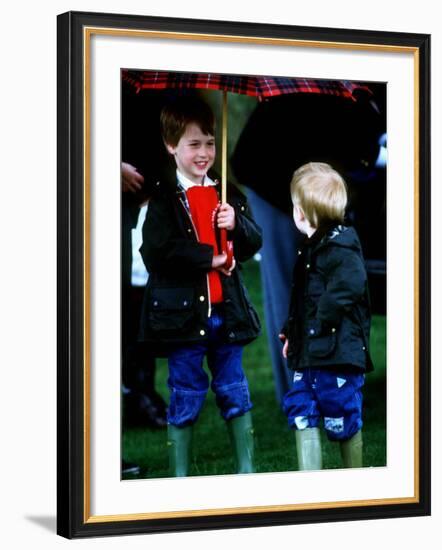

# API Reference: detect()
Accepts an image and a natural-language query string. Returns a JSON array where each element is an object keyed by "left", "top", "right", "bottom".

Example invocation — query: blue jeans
[
  {"left": 167, "top": 310, "right": 252, "bottom": 427},
  {"left": 283, "top": 368, "right": 365, "bottom": 441}
]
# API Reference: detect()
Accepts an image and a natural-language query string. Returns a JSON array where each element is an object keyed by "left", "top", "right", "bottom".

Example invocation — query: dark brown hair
[{"left": 160, "top": 95, "right": 215, "bottom": 147}]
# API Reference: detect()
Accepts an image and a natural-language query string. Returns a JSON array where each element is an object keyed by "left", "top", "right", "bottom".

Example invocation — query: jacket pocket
[
  {"left": 306, "top": 320, "right": 337, "bottom": 358},
  {"left": 148, "top": 287, "right": 195, "bottom": 332}
]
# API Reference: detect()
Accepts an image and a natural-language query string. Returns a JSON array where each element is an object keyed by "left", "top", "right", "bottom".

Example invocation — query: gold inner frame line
[{"left": 82, "top": 25, "right": 420, "bottom": 524}]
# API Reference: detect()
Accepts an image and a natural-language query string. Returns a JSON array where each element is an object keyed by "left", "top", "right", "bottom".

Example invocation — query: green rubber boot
[
  {"left": 167, "top": 424, "right": 193, "bottom": 477},
  {"left": 295, "top": 428, "right": 323, "bottom": 471},
  {"left": 226, "top": 412, "right": 255, "bottom": 474},
  {"left": 340, "top": 430, "right": 363, "bottom": 468}
]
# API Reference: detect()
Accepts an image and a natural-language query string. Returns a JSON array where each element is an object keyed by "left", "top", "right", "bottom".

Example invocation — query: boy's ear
[
  {"left": 164, "top": 141, "right": 176, "bottom": 156},
  {"left": 295, "top": 204, "right": 306, "bottom": 221}
]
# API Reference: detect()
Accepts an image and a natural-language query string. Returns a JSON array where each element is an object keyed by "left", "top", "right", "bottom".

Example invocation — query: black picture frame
[{"left": 57, "top": 10, "right": 431, "bottom": 539}]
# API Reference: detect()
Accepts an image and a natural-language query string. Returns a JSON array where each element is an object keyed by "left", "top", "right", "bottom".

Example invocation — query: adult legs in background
[
  {"left": 246, "top": 188, "right": 302, "bottom": 406},
  {"left": 122, "top": 204, "right": 167, "bottom": 431}
]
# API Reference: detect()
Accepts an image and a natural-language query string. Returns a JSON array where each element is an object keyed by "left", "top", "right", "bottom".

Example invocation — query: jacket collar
[
  {"left": 176, "top": 170, "right": 217, "bottom": 191},
  {"left": 305, "top": 221, "right": 338, "bottom": 247},
  {"left": 303, "top": 222, "right": 355, "bottom": 255}
]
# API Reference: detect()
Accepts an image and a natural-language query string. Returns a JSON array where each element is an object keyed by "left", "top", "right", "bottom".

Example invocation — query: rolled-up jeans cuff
[
  {"left": 167, "top": 387, "right": 207, "bottom": 427},
  {"left": 214, "top": 380, "right": 253, "bottom": 421}
]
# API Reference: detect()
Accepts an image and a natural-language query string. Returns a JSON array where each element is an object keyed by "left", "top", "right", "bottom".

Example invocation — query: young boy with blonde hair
[{"left": 280, "top": 162, "right": 373, "bottom": 470}]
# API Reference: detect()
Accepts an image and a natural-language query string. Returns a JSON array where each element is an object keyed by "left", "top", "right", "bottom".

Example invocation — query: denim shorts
[
  {"left": 283, "top": 368, "right": 365, "bottom": 441},
  {"left": 167, "top": 310, "right": 252, "bottom": 427}
]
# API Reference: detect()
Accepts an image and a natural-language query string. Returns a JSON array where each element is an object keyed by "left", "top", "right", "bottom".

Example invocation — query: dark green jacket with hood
[{"left": 283, "top": 224, "right": 373, "bottom": 372}]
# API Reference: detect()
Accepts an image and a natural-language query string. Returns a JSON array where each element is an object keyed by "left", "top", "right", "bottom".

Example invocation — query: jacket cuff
[{"left": 199, "top": 243, "right": 215, "bottom": 271}]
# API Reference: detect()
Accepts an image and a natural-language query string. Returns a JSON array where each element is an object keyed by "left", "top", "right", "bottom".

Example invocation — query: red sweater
[{"left": 186, "top": 186, "right": 223, "bottom": 304}]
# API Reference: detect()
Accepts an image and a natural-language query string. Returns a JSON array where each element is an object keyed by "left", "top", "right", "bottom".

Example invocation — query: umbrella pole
[
  {"left": 220, "top": 91, "right": 234, "bottom": 268},
  {"left": 221, "top": 91, "right": 227, "bottom": 204}
]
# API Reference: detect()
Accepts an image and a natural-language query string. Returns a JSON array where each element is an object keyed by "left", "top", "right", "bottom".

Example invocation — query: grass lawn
[{"left": 123, "top": 259, "right": 386, "bottom": 479}]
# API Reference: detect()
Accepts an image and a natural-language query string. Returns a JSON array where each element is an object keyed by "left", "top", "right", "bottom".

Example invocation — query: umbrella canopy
[{"left": 122, "top": 69, "right": 371, "bottom": 101}]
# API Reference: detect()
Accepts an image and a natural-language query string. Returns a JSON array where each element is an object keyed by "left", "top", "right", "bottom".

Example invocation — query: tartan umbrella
[
  {"left": 122, "top": 69, "right": 372, "bottom": 264},
  {"left": 122, "top": 69, "right": 368, "bottom": 101}
]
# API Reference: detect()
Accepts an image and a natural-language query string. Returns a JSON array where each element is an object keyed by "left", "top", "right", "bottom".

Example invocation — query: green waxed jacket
[
  {"left": 283, "top": 224, "right": 373, "bottom": 373},
  {"left": 138, "top": 176, "right": 262, "bottom": 352}
]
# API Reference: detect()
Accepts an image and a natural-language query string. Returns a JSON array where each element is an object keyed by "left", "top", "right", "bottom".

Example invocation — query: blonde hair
[{"left": 290, "top": 162, "right": 347, "bottom": 228}]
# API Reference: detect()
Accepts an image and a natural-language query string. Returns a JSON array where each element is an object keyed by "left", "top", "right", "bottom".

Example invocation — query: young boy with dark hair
[
  {"left": 139, "top": 95, "right": 262, "bottom": 477},
  {"left": 280, "top": 162, "right": 373, "bottom": 470}
]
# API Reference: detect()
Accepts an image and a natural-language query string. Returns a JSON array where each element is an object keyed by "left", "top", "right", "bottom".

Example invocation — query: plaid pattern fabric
[{"left": 122, "top": 69, "right": 371, "bottom": 101}]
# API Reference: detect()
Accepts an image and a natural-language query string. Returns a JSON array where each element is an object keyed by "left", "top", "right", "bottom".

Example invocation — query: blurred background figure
[
  {"left": 121, "top": 88, "right": 172, "bottom": 448},
  {"left": 121, "top": 162, "right": 167, "bottom": 431}
]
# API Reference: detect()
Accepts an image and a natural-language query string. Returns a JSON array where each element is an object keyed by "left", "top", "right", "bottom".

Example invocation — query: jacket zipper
[{"left": 178, "top": 197, "right": 212, "bottom": 318}]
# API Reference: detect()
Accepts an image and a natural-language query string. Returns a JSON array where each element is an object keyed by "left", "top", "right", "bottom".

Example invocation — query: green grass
[{"left": 123, "top": 259, "right": 386, "bottom": 479}]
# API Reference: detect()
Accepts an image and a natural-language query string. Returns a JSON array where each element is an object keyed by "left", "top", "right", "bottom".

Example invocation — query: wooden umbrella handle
[
  {"left": 220, "top": 91, "right": 234, "bottom": 269},
  {"left": 222, "top": 91, "right": 228, "bottom": 204}
]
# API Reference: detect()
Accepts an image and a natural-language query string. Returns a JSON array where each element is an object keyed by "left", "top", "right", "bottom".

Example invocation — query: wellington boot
[
  {"left": 340, "top": 430, "right": 363, "bottom": 468},
  {"left": 226, "top": 412, "right": 255, "bottom": 474},
  {"left": 167, "top": 424, "right": 193, "bottom": 477},
  {"left": 295, "top": 427, "right": 323, "bottom": 471}
]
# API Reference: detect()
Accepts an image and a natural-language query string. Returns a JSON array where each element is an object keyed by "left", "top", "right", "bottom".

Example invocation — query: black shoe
[
  {"left": 124, "top": 391, "right": 168, "bottom": 429},
  {"left": 122, "top": 459, "right": 141, "bottom": 476}
]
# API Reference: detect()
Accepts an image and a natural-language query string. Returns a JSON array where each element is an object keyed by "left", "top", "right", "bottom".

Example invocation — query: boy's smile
[{"left": 166, "top": 123, "right": 216, "bottom": 184}]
